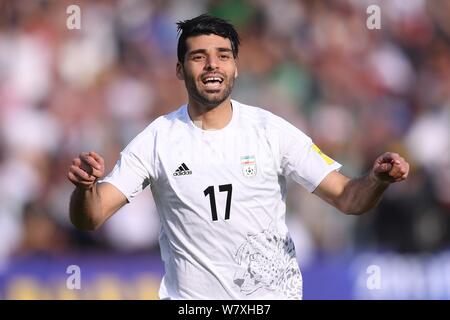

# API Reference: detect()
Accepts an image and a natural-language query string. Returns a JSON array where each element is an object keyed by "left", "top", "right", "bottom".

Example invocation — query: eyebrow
[{"left": 188, "top": 48, "right": 233, "bottom": 56}]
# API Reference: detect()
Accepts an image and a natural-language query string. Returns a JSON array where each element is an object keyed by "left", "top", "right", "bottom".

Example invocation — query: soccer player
[{"left": 67, "top": 14, "right": 409, "bottom": 299}]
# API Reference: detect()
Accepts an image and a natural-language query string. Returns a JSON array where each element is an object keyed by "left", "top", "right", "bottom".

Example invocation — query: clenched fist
[
  {"left": 67, "top": 151, "right": 105, "bottom": 189},
  {"left": 371, "top": 152, "right": 409, "bottom": 183}
]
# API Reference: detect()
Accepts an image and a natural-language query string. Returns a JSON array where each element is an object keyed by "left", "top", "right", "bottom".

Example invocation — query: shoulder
[
  {"left": 236, "top": 100, "right": 281, "bottom": 129},
  {"left": 235, "top": 100, "right": 309, "bottom": 138},
  {"left": 135, "top": 105, "right": 187, "bottom": 136},
  {"left": 149, "top": 105, "right": 187, "bottom": 131},
  {"left": 125, "top": 105, "right": 187, "bottom": 149},
  {"left": 237, "top": 100, "right": 273, "bottom": 121}
]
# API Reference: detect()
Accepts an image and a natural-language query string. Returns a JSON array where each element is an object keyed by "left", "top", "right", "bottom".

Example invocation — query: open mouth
[{"left": 202, "top": 76, "right": 224, "bottom": 89}]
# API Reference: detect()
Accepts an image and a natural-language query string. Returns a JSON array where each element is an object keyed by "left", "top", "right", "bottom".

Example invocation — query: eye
[
  {"left": 192, "top": 55, "right": 205, "bottom": 61},
  {"left": 219, "top": 54, "right": 231, "bottom": 60}
]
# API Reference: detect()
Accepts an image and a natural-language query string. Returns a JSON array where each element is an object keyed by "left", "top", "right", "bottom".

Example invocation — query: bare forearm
[
  {"left": 315, "top": 152, "right": 409, "bottom": 215},
  {"left": 339, "top": 173, "right": 389, "bottom": 215},
  {"left": 69, "top": 184, "right": 104, "bottom": 230}
]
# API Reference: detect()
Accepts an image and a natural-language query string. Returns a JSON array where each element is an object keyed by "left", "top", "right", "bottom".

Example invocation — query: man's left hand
[{"left": 371, "top": 152, "right": 410, "bottom": 183}]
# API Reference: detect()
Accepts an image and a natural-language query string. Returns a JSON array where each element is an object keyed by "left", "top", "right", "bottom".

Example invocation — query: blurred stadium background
[{"left": 0, "top": 0, "right": 449, "bottom": 299}]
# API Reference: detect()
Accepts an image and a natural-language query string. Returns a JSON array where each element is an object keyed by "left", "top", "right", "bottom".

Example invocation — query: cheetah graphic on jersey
[{"left": 233, "top": 224, "right": 303, "bottom": 299}]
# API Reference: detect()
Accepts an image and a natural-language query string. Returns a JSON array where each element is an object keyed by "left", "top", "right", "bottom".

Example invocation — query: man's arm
[
  {"left": 313, "top": 152, "right": 410, "bottom": 215},
  {"left": 68, "top": 151, "right": 127, "bottom": 230}
]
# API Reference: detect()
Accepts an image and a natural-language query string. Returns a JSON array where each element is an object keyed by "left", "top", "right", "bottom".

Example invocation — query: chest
[{"left": 154, "top": 130, "right": 280, "bottom": 200}]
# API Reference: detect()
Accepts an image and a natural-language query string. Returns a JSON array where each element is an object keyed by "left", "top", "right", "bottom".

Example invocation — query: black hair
[{"left": 176, "top": 14, "right": 241, "bottom": 64}]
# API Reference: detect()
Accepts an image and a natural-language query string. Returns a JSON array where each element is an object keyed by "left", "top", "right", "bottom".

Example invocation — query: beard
[{"left": 184, "top": 72, "right": 235, "bottom": 110}]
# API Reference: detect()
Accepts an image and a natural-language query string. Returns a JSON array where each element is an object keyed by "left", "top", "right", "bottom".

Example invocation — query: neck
[{"left": 187, "top": 98, "right": 233, "bottom": 130}]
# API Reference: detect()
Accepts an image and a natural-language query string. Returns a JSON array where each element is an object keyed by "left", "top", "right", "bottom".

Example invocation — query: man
[{"left": 68, "top": 14, "right": 409, "bottom": 300}]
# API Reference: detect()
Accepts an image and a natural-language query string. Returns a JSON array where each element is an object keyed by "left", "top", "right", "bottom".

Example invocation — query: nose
[{"left": 205, "top": 55, "right": 219, "bottom": 70}]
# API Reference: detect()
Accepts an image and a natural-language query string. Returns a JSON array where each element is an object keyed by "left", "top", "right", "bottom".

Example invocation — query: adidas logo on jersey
[{"left": 173, "top": 163, "right": 192, "bottom": 176}]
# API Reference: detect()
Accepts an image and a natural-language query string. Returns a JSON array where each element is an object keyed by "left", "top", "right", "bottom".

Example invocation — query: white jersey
[{"left": 101, "top": 99, "right": 341, "bottom": 299}]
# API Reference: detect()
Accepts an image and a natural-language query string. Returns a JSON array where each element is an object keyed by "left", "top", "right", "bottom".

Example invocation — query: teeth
[{"left": 204, "top": 77, "right": 223, "bottom": 83}]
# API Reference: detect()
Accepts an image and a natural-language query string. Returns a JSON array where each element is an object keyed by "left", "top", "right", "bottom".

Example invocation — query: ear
[
  {"left": 234, "top": 68, "right": 238, "bottom": 79},
  {"left": 176, "top": 62, "right": 184, "bottom": 80}
]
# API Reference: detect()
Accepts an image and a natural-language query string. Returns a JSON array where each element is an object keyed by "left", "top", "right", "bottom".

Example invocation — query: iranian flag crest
[{"left": 241, "top": 155, "right": 257, "bottom": 178}]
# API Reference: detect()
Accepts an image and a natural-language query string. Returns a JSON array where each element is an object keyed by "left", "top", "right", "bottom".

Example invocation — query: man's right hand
[{"left": 68, "top": 151, "right": 105, "bottom": 189}]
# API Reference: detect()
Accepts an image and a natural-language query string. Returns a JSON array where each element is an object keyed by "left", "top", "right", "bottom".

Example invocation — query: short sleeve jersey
[{"left": 100, "top": 100, "right": 342, "bottom": 299}]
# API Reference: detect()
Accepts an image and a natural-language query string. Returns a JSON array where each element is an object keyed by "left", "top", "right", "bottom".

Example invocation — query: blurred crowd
[{"left": 0, "top": 0, "right": 449, "bottom": 267}]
